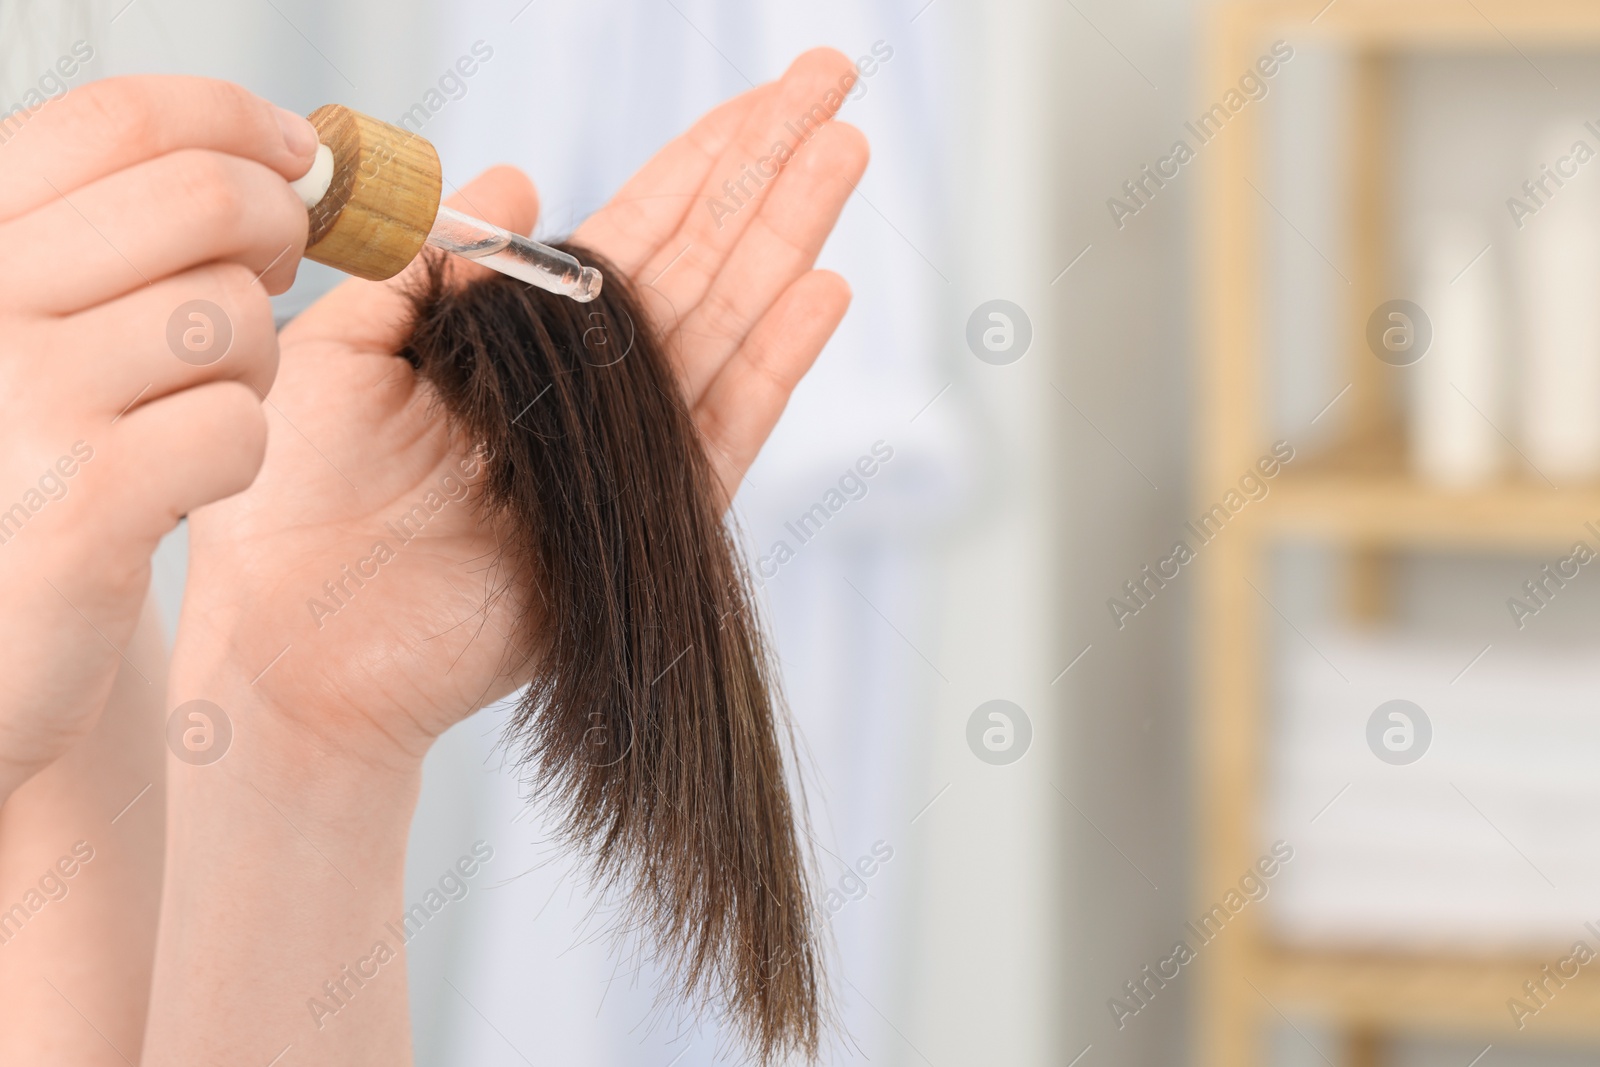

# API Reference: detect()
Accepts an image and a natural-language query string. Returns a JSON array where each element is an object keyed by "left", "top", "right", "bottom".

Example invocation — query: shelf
[
  {"left": 1250, "top": 0, "right": 1600, "bottom": 47},
  {"left": 1252, "top": 439, "right": 1600, "bottom": 550},
  {"left": 1261, "top": 944, "right": 1600, "bottom": 1038},
  {"left": 1262, "top": 470, "right": 1600, "bottom": 550}
]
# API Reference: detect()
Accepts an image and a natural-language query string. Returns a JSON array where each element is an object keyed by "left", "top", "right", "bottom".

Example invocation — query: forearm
[
  {"left": 0, "top": 595, "right": 166, "bottom": 1064},
  {"left": 143, "top": 680, "right": 421, "bottom": 1066}
]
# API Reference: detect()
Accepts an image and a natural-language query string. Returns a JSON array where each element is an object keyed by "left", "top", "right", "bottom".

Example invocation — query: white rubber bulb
[{"left": 289, "top": 143, "right": 335, "bottom": 208}]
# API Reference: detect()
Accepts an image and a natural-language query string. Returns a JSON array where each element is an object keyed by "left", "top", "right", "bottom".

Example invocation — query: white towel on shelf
[{"left": 1265, "top": 627, "right": 1600, "bottom": 951}]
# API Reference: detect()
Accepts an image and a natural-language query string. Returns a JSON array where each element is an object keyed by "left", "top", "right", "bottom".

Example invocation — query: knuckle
[
  {"left": 208, "top": 381, "right": 270, "bottom": 454},
  {"left": 696, "top": 285, "right": 749, "bottom": 344},
  {"left": 266, "top": 178, "right": 312, "bottom": 247},
  {"left": 144, "top": 382, "right": 267, "bottom": 521},
  {"left": 206, "top": 259, "right": 264, "bottom": 304},
  {"left": 208, "top": 264, "right": 278, "bottom": 346},
  {"left": 69, "top": 78, "right": 159, "bottom": 158},
  {"left": 189, "top": 77, "right": 258, "bottom": 122},
  {"left": 216, "top": 327, "right": 279, "bottom": 395},
  {"left": 169, "top": 150, "right": 249, "bottom": 228},
  {"left": 738, "top": 337, "right": 794, "bottom": 398},
  {"left": 207, "top": 261, "right": 271, "bottom": 322},
  {"left": 235, "top": 327, "right": 282, "bottom": 394},
  {"left": 232, "top": 166, "right": 311, "bottom": 267},
  {"left": 212, "top": 377, "right": 266, "bottom": 417}
]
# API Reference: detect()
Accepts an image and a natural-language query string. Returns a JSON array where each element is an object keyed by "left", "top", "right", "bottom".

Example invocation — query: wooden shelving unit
[
  {"left": 1195, "top": 2, "right": 1600, "bottom": 1063},
  {"left": 1267, "top": 447, "right": 1600, "bottom": 550}
]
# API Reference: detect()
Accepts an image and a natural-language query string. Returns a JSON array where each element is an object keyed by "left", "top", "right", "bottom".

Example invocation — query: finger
[
  {"left": 0, "top": 75, "right": 318, "bottom": 224},
  {"left": 59, "top": 261, "right": 279, "bottom": 413},
  {"left": 0, "top": 149, "right": 308, "bottom": 313},
  {"left": 693, "top": 269, "right": 851, "bottom": 502},
  {"left": 572, "top": 85, "right": 771, "bottom": 275},
  {"left": 103, "top": 379, "right": 269, "bottom": 539},
  {"left": 636, "top": 48, "right": 858, "bottom": 317},
  {"left": 284, "top": 164, "right": 541, "bottom": 356},
  {"left": 677, "top": 120, "right": 867, "bottom": 401}
]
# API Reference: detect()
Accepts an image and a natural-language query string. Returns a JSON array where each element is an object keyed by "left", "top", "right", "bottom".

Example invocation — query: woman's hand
[
  {"left": 171, "top": 47, "right": 869, "bottom": 769},
  {"left": 0, "top": 75, "right": 317, "bottom": 800}
]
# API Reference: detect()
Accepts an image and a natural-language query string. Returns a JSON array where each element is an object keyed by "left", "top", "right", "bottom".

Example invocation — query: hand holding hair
[{"left": 146, "top": 48, "right": 869, "bottom": 1066}]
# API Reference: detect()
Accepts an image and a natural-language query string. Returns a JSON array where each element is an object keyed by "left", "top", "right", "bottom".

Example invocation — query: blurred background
[{"left": 19, "top": 0, "right": 1600, "bottom": 1064}]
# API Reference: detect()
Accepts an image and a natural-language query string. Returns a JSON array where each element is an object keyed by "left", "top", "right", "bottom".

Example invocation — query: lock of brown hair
[{"left": 401, "top": 245, "right": 823, "bottom": 1062}]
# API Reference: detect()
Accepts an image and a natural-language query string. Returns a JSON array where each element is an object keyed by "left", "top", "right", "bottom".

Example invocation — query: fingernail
[{"left": 275, "top": 106, "right": 319, "bottom": 161}]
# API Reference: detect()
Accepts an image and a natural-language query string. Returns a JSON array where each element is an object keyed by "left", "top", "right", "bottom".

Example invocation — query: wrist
[
  {"left": 0, "top": 698, "right": 113, "bottom": 813},
  {"left": 168, "top": 637, "right": 432, "bottom": 787},
  {"left": 169, "top": 684, "right": 421, "bottom": 800}
]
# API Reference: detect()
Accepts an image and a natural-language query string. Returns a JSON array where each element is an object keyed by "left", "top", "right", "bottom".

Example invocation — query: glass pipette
[{"left": 427, "top": 205, "right": 603, "bottom": 303}]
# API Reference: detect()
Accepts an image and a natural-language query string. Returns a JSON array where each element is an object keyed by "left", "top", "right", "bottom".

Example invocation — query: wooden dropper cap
[{"left": 301, "top": 105, "right": 443, "bottom": 281}]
